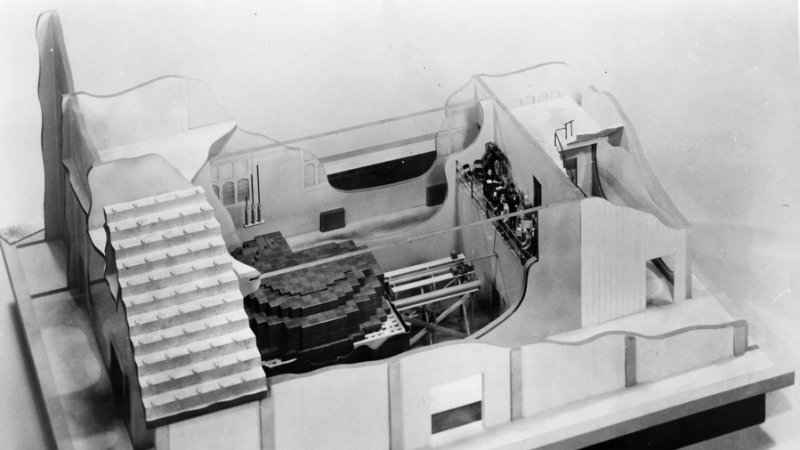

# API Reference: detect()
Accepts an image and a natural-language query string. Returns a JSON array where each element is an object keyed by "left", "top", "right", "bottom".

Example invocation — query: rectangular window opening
[
  {"left": 431, "top": 401, "right": 482, "bottom": 434},
  {"left": 429, "top": 373, "right": 484, "bottom": 443}
]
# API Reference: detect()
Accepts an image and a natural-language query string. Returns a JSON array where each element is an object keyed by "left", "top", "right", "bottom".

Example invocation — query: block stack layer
[{"left": 233, "top": 232, "right": 390, "bottom": 363}]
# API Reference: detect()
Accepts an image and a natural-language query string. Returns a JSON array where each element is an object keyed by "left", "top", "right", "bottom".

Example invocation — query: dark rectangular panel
[
  {"left": 319, "top": 208, "right": 346, "bottom": 232},
  {"left": 426, "top": 183, "right": 448, "bottom": 206}
]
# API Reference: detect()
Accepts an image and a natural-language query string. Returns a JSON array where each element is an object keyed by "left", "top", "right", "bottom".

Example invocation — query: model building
[{"left": 4, "top": 11, "right": 792, "bottom": 450}]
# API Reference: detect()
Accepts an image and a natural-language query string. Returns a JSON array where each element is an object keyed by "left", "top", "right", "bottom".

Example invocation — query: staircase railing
[{"left": 553, "top": 119, "right": 574, "bottom": 152}]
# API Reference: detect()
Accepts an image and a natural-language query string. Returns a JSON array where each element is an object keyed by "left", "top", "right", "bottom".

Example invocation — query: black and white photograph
[{"left": 1, "top": 1, "right": 798, "bottom": 449}]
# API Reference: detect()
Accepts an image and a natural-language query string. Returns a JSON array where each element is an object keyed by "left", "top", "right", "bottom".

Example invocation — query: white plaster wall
[
  {"left": 516, "top": 334, "right": 626, "bottom": 417},
  {"left": 636, "top": 327, "right": 734, "bottom": 384},
  {"left": 580, "top": 198, "right": 685, "bottom": 327},
  {"left": 389, "top": 342, "right": 511, "bottom": 449},
  {"left": 269, "top": 363, "right": 390, "bottom": 450},
  {"left": 165, "top": 401, "right": 261, "bottom": 450}
]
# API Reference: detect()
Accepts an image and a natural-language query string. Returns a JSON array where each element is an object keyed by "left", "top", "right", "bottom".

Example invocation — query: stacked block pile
[{"left": 233, "top": 232, "right": 390, "bottom": 363}]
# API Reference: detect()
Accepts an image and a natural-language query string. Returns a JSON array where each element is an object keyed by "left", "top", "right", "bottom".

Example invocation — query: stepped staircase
[{"left": 105, "top": 186, "right": 267, "bottom": 426}]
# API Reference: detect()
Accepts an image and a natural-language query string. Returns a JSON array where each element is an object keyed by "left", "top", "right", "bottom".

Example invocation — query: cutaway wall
[
  {"left": 66, "top": 77, "right": 236, "bottom": 183},
  {"left": 492, "top": 94, "right": 583, "bottom": 205},
  {"left": 636, "top": 326, "right": 735, "bottom": 383},
  {"left": 360, "top": 99, "right": 496, "bottom": 273},
  {"left": 74, "top": 77, "right": 232, "bottom": 154},
  {"left": 389, "top": 343, "right": 511, "bottom": 449},
  {"left": 266, "top": 362, "right": 391, "bottom": 449},
  {"left": 478, "top": 63, "right": 582, "bottom": 109},
  {"left": 511, "top": 321, "right": 743, "bottom": 421},
  {"left": 144, "top": 310, "right": 745, "bottom": 450},
  {"left": 581, "top": 88, "right": 690, "bottom": 230},
  {"left": 580, "top": 198, "right": 688, "bottom": 327},
  {"left": 159, "top": 402, "right": 261, "bottom": 450},
  {"left": 481, "top": 200, "right": 584, "bottom": 345},
  {"left": 513, "top": 334, "right": 626, "bottom": 418},
  {"left": 210, "top": 135, "right": 443, "bottom": 241},
  {"left": 37, "top": 11, "right": 74, "bottom": 241}
]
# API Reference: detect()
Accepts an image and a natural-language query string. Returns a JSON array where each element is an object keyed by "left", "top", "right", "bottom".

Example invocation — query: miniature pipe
[{"left": 394, "top": 280, "right": 480, "bottom": 310}]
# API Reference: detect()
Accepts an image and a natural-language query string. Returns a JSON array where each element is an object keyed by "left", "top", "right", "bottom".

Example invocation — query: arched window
[
  {"left": 237, "top": 178, "right": 250, "bottom": 203},
  {"left": 222, "top": 182, "right": 235, "bottom": 206},
  {"left": 304, "top": 162, "right": 316, "bottom": 188},
  {"left": 212, "top": 185, "right": 220, "bottom": 199}
]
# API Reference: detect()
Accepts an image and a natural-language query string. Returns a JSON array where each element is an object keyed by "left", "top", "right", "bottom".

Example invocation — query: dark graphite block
[{"left": 236, "top": 231, "right": 390, "bottom": 367}]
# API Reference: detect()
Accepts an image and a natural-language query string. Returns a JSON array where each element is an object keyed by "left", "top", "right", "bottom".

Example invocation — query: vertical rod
[
  {"left": 250, "top": 173, "right": 255, "bottom": 223},
  {"left": 256, "top": 165, "right": 262, "bottom": 222},
  {"left": 244, "top": 195, "right": 249, "bottom": 226},
  {"left": 257, "top": 165, "right": 261, "bottom": 204}
]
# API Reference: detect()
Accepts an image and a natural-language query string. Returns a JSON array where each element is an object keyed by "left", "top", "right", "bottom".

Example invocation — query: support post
[{"left": 625, "top": 335, "right": 637, "bottom": 387}]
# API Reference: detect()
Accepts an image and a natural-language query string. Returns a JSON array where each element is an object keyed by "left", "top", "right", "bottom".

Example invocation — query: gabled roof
[{"left": 104, "top": 186, "right": 266, "bottom": 426}]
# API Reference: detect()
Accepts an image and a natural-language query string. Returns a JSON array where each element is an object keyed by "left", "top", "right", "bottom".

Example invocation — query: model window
[
  {"left": 213, "top": 184, "right": 220, "bottom": 199},
  {"left": 237, "top": 178, "right": 250, "bottom": 203},
  {"left": 222, "top": 181, "right": 235, "bottom": 205},
  {"left": 210, "top": 165, "right": 218, "bottom": 182},
  {"left": 328, "top": 151, "right": 436, "bottom": 191},
  {"left": 430, "top": 374, "right": 483, "bottom": 441},
  {"left": 537, "top": 92, "right": 549, "bottom": 103},
  {"left": 549, "top": 89, "right": 561, "bottom": 99},
  {"left": 304, "top": 162, "right": 316, "bottom": 188},
  {"left": 218, "top": 162, "right": 233, "bottom": 180}
]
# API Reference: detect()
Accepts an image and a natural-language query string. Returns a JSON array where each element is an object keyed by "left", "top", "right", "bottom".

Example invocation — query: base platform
[{"left": 587, "top": 394, "right": 765, "bottom": 449}]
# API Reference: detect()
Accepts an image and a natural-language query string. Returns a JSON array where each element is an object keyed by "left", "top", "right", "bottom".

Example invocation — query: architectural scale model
[{"left": 4, "top": 11, "right": 793, "bottom": 450}]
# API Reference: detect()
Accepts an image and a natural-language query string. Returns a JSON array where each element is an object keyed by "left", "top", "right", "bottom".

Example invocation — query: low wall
[
  {"left": 636, "top": 326, "right": 736, "bottom": 384},
  {"left": 153, "top": 318, "right": 746, "bottom": 450},
  {"left": 513, "top": 334, "right": 626, "bottom": 419},
  {"left": 513, "top": 322, "right": 743, "bottom": 420}
]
